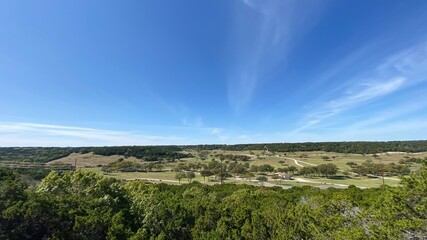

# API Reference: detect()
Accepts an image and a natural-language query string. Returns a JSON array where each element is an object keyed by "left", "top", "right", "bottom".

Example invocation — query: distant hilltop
[{"left": 1, "top": 140, "right": 427, "bottom": 163}]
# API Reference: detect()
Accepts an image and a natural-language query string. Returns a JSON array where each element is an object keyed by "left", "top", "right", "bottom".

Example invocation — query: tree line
[
  {"left": 185, "top": 140, "right": 427, "bottom": 154},
  {"left": 298, "top": 163, "right": 339, "bottom": 178},
  {"left": 1, "top": 141, "right": 427, "bottom": 163},
  {"left": 101, "top": 158, "right": 165, "bottom": 173},
  {"left": 348, "top": 161, "right": 411, "bottom": 176},
  {"left": 0, "top": 146, "right": 192, "bottom": 163}
]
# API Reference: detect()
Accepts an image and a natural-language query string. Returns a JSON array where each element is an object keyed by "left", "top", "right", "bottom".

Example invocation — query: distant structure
[
  {"left": 276, "top": 172, "right": 292, "bottom": 180},
  {"left": 264, "top": 145, "right": 269, "bottom": 152}
]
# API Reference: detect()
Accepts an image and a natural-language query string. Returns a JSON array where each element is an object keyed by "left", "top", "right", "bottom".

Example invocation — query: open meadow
[{"left": 47, "top": 149, "right": 427, "bottom": 189}]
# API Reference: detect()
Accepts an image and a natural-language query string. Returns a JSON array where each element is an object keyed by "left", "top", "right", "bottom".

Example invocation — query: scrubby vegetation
[
  {"left": 1, "top": 164, "right": 427, "bottom": 239},
  {"left": 3, "top": 142, "right": 425, "bottom": 189},
  {"left": 1, "top": 141, "right": 427, "bottom": 239}
]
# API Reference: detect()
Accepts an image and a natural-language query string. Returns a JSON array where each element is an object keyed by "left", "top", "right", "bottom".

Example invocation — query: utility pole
[
  {"left": 374, "top": 153, "right": 385, "bottom": 186},
  {"left": 220, "top": 157, "right": 224, "bottom": 185},
  {"left": 379, "top": 153, "right": 385, "bottom": 186},
  {"left": 382, "top": 169, "right": 385, "bottom": 185},
  {"left": 381, "top": 157, "right": 385, "bottom": 186}
]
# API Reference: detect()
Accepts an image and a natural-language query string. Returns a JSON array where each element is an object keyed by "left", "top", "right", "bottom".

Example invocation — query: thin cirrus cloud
[
  {"left": 0, "top": 122, "right": 181, "bottom": 147},
  {"left": 280, "top": 119, "right": 427, "bottom": 142},
  {"left": 347, "top": 95, "right": 427, "bottom": 130},
  {"left": 298, "top": 77, "right": 405, "bottom": 131},
  {"left": 278, "top": 92, "right": 427, "bottom": 142},
  {"left": 295, "top": 41, "right": 427, "bottom": 132},
  {"left": 181, "top": 117, "right": 229, "bottom": 142},
  {"left": 227, "top": 0, "right": 323, "bottom": 112},
  {"left": 376, "top": 42, "right": 427, "bottom": 84}
]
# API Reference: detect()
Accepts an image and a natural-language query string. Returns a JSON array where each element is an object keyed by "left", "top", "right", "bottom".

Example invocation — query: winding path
[
  {"left": 293, "top": 177, "right": 366, "bottom": 189},
  {"left": 127, "top": 178, "right": 179, "bottom": 183},
  {"left": 292, "top": 158, "right": 304, "bottom": 167},
  {"left": 282, "top": 156, "right": 400, "bottom": 187},
  {"left": 285, "top": 157, "right": 316, "bottom": 167}
]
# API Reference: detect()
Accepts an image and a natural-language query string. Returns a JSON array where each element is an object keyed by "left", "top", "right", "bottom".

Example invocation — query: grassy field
[
  {"left": 46, "top": 152, "right": 125, "bottom": 168},
  {"left": 249, "top": 151, "right": 427, "bottom": 171},
  {"left": 310, "top": 176, "right": 401, "bottom": 187},
  {"left": 47, "top": 150, "right": 427, "bottom": 189},
  {"left": 81, "top": 167, "right": 264, "bottom": 187},
  {"left": 80, "top": 167, "right": 402, "bottom": 189}
]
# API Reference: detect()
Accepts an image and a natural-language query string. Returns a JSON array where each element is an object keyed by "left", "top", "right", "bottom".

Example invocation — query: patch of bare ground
[{"left": 46, "top": 152, "right": 140, "bottom": 168}]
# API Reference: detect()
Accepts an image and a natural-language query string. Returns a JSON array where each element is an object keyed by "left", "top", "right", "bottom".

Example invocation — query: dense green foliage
[
  {"left": 1, "top": 141, "right": 427, "bottom": 164},
  {"left": 0, "top": 146, "right": 191, "bottom": 163},
  {"left": 101, "top": 159, "right": 165, "bottom": 173},
  {"left": 11, "top": 168, "right": 52, "bottom": 180},
  {"left": 1, "top": 165, "right": 427, "bottom": 239},
  {"left": 187, "top": 140, "right": 427, "bottom": 154},
  {"left": 0, "top": 147, "right": 76, "bottom": 163},
  {"left": 86, "top": 146, "right": 191, "bottom": 161},
  {"left": 299, "top": 163, "right": 339, "bottom": 178},
  {"left": 350, "top": 161, "right": 411, "bottom": 176},
  {"left": 214, "top": 154, "right": 251, "bottom": 162}
]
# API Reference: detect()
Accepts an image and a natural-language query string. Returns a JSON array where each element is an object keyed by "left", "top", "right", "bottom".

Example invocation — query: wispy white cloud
[
  {"left": 296, "top": 41, "right": 427, "bottom": 132},
  {"left": 182, "top": 117, "right": 203, "bottom": 128},
  {"left": 210, "top": 127, "right": 223, "bottom": 135},
  {"left": 181, "top": 116, "right": 230, "bottom": 142},
  {"left": 228, "top": 0, "right": 324, "bottom": 112},
  {"left": 241, "top": 0, "right": 256, "bottom": 9},
  {"left": 0, "top": 121, "right": 251, "bottom": 146},
  {"left": 298, "top": 77, "right": 405, "bottom": 130},
  {"left": 306, "top": 44, "right": 379, "bottom": 92},
  {"left": 278, "top": 119, "right": 427, "bottom": 142},
  {"left": 0, "top": 122, "right": 181, "bottom": 147},
  {"left": 346, "top": 96, "right": 427, "bottom": 130},
  {"left": 209, "top": 127, "right": 230, "bottom": 142},
  {"left": 376, "top": 42, "right": 427, "bottom": 82}
]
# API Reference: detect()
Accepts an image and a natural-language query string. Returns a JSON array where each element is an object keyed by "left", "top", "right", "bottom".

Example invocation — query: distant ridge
[{"left": 1, "top": 141, "right": 427, "bottom": 163}]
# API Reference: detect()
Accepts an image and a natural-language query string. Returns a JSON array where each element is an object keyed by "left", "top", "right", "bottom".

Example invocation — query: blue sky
[{"left": 1, "top": 0, "right": 427, "bottom": 146}]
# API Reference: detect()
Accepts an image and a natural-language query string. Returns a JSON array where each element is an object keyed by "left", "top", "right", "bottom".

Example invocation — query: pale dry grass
[{"left": 46, "top": 152, "right": 141, "bottom": 168}]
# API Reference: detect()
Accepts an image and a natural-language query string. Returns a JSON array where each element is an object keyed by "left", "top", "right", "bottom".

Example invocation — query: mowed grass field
[
  {"left": 249, "top": 151, "right": 427, "bottom": 170},
  {"left": 311, "top": 176, "right": 401, "bottom": 187},
  {"left": 81, "top": 167, "right": 263, "bottom": 186},
  {"left": 53, "top": 150, "right": 427, "bottom": 189}
]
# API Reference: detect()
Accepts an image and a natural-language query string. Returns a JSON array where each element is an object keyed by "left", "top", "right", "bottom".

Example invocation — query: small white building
[{"left": 276, "top": 172, "right": 292, "bottom": 180}]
